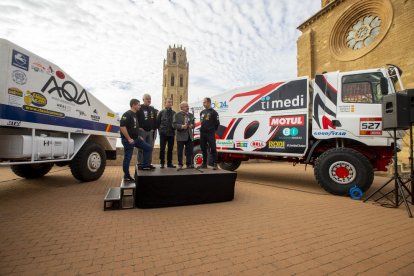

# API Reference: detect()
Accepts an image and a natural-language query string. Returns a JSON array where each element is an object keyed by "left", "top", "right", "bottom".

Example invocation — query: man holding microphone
[{"left": 173, "top": 101, "right": 195, "bottom": 170}]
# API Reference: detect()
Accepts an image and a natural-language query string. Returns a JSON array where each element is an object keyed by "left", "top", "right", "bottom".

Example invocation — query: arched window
[
  {"left": 171, "top": 74, "right": 174, "bottom": 86},
  {"left": 173, "top": 52, "right": 176, "bottom": 63},
  {"left": 180, "top": 75, "right": 183, "bottom": 87}
]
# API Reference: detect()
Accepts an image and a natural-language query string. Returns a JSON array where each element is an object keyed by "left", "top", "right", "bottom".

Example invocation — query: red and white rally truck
[{"left": 191, "top": 65, "right": 406, "bottom": 195}]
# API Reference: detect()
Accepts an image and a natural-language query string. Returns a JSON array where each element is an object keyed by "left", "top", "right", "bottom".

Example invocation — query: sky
[{"left": 0, "top": 0, "right": 320, "bottom": 114}]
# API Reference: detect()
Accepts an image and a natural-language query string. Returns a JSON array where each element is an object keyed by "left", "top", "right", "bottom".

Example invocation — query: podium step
[
  {"left": 120, "top": 179, "right": 136, "bottom": 209},
  {"left": 104, "top": 187, "right": 121, "bottom": 211}
]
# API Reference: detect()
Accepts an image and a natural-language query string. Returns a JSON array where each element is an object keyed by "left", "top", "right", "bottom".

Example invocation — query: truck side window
[{"left": 342, "top": 72, "right": 384, "bottom": 104}]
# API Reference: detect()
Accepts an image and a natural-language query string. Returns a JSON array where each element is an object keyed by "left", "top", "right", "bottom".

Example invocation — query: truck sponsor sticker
[
  {"left": 313, "top": 130, "right": 347, "bottom": 136},
  {"left": 250, "top": 140, "right": 266, "bottom": 149},
  {"left": 24, "top": 91, "right": 47, "bottom": 107},
  {"left": 23, "top": 105, "right": 64, "bottom": 117},
  {"left": 7, "top": 87, "right": 23, "bottom": 106},
  {"left": 12, "top": 70, "right": 27, "bottom": 85},
  {"left": 41, "top": 76, "right": 91, "bottom": 106},
  {"left": 11, "top": 49, "right": 29, "bottom": 71},
  {"left": 216, "top": 139, "right": 234, "bottom": 147},
  {"left": 360, "top": 118, "right": 382, "bottom": 135},
  {"left": 268, "top": 141, "right": 285, "bottom": 149},
  {"left": 31, "top": 61, "right": 46, "bottom": 73},
  {"left": 235, "top": 141, "right": 249, "bottom": 148},
  {"left": 269, "top": 115, "right": 305, "bottom": 127}
]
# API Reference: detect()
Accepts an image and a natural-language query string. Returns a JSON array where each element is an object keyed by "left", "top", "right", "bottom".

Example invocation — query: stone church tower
[{"left": 162, "top": 45, "right": 189, "bottom": 112}]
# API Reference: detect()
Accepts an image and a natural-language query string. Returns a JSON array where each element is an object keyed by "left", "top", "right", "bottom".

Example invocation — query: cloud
[{"left": 0, "top": 0, "right": 320, "bottom": 113}]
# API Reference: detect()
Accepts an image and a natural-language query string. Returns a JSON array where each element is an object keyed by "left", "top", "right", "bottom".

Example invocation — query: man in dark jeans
[
  {"left": 156, "top": 98, "right": 176, "bottom": 168},
  {"left": 199, "top": 97, "right": 220, "bottom": 170},
  {"left": 173, "top": 101, "right": 195, "bottom": 169},
  {"left": 120, "top": 99, "right": 153, "bottom": 181}
]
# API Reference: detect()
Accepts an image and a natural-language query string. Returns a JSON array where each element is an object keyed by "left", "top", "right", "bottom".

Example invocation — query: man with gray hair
[
  {"left": 137, "top": 93, "right": 157, "bottom": 170},
  {"left": 173, "top": 101, "right": 195, "bottom": 169}
]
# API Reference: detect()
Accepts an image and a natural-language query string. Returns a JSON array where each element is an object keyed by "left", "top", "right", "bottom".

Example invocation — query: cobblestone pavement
[{"left": 0, "top": 163, "right": 413, "bottom": 275}]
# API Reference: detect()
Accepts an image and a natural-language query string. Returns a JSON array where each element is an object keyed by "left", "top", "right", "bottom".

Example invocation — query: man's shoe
[
  {"left": 160, "top": 164, "right": 165, "bottom": 169},
  {"left": 142, "top": 166, "right": 153, "bottom": 171},
  {"left": 167, "top": 164, "right": 176, "bottom": 168},
  {"left": 186, "top": 164, "right": 194, "bottom": 169},
  {"left": 149, "top": 165, "right": 156, "bottom": 169},
  {"left": 198, "top": 164, "right": 207, "bottom": 169},
  {"left": 213, "top": 163, "right": 218, "bottom": 170},
  {"left": 137, "top": 166, "right": 143, "bottom": 171},
  {"left": 177, "top": 165, "right": 183, "bottom": 170},
  {"left": 123, "top": 176, "right": 135, "bottom": 182}
]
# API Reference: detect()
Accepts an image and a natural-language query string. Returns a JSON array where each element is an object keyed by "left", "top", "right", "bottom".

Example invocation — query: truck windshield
[{"left": 341, "top": 72, "right": 384, "bottom": 104}]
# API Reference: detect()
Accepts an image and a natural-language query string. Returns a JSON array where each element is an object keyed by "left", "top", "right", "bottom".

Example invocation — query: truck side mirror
[{"left": 380, "top": 77, "right": 389, "bottom": 95}]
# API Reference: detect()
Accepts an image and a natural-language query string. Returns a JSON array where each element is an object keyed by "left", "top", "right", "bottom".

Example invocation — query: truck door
[{"left": 336, "top": 71, "right": 385, "bottom": 139}]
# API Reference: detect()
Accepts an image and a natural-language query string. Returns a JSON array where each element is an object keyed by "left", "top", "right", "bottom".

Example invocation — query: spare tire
[{"left": 11, "top": 163, "right": 54, "bottom": 179}]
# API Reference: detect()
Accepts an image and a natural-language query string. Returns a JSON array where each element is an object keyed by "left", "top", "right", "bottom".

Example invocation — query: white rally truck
[
  {"left": 0, "top": 39, "right": 119, "bottom": 181},
  {"left": 191, "top": 65, "right": 406, "bottom": 195}
]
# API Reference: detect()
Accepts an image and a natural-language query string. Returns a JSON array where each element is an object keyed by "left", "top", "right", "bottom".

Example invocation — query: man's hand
[
  {"left": 139, "top": 128, "right": 144, "bottom": 132},
  {"left": 182, "top": 124, "right": 188, "bottom": 129},
  {"left": 128, "top": 138, "right": 134, "bottom": 144},
  {"left": 139, "top": 136, "right": 144, "bottom": 140},
  {"left": 189, "top": 124, "right": 194, "bottom": 129}
]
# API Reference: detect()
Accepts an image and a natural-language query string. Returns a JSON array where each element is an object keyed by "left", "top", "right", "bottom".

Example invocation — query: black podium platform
[{"left": 134, "top": 166, "right": 237, "bottom": 208}]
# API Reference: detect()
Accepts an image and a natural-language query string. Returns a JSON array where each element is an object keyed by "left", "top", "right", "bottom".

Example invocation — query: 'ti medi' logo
[{"left": 11, "top": 50, "right": 29, "bottom": 71}]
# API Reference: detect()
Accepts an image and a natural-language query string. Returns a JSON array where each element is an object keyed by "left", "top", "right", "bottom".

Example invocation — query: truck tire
[
  {"left": 11, "top": 163, "right": 54, "bottom": 179},
  {"left": 70, "top": 142, "right": 106, "bottom": 182},
  {"left": 193, "top": 146, "right": 204, "bottom": 167},
  {"left": 219, "top": 160, "right": 241, "bottom": 171},
  {"left": 314, "top": 147, "right": 373, "bottom": 195}
]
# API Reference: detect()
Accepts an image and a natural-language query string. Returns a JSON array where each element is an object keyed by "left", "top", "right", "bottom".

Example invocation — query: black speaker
[
  {"left": 402, "top": 89, "right": 414, "bottom": 123},
  {"left": 382, "top": 93, "right": 410, "bottom": 130}
]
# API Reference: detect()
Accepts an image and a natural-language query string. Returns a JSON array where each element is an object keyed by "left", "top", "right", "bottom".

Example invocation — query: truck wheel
[
  {"left": 219, "top": 160, "right": 241, "bottom": 171},
  {"left": 70, "top": 142, "right": 106, "bottom": 182},
  {"left": 11, "top": 163, "right": 54, "bottom": 179},
  {"left": 314, "top": 148, "right": 373, "bottom": 195},
  {"left": 193, "top": 146, "right": 204, "bottom": 167}
]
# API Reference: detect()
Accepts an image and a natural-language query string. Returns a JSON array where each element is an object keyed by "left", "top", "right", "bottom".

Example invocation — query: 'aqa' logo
[{"left": 41, "top": 76, "right": 91, "bottom": 106}]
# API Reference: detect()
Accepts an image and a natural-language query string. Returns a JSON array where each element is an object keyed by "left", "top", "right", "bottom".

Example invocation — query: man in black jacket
[
  {"left": 137, "top": 94, "right": 157, "bottom": 169},
  {"left": 156, "top": 98, "right": 176, "bottom": 168},
  {"left": 199, "top": 97, "right": 220, "bottom": 170}
]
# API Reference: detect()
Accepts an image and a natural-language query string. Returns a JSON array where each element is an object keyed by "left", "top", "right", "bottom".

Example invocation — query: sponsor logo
[
  {"left": 31, "top": 62, "right": 46, "bottom": 73},
  {"left": 313, "top": 130, "right": 347, "bottom": 136},
  {"left": 250, "top": 140, "right": 266, "bottom": 149},
  {"left": 107, "top": 112, "right": 115, "bottom": 118},
  {"left": 268, "top": 141, "right": 285, "bottom": 149},
  {"left": 269, "top": 115, "right": 305, "bottom": 127},
  {"left": 8, "top": 87, "right": 23, "bottom": 97},
  {"left": 41, "top": 76, "right": 91, "bottom": 106},
  {"left": 23, "top": 105, "right": 64, "bottom": 117},
  {"left": 12, "top": 70, "right": 27, "bottom": 85},
  {"left": 24, "top": 91, "right": 47, "bottom": 107},
  {"left": 287, "top": 144, "right": 306, "bottom": 148},
  {"left": 12, "top": 50, "right": 29, "bottom": 71},
  {"left": 7, "top": 120, "right": 21, "bottom": 127},
  {"left": 282, "top": 127, "right": 299, "bottom": 137},
  {"left": 76, "top": 109, "right": 87, "bottom": 116},
  {"left": 260, "top": 95, "right": 304, "bottom": 110},
  {"left": 235, "top": 141, "right": 249, "bottom": 148},
  {"left": 91, "top": 115, "right": 100, "bottom": 121},
  {"left": 46, "top": 65, "right": 54, "bottom": 75},
  {"left": 56, "top": 103, "right": 71, "bottom": 112},
  {"left": 339, "top": 105, "right": 355, "bottom": 113},
  {"left": 211, "top": 101, "right": 228, "bottom": 110},
  {"left": 360, "top": 118, "right": 382, "bottom": 136},
  {"left": 56, "top": 70, "right": 65, "bottom": 79},
  {"left": 216, "top": 139, "right": 234, "bottom": 147}
]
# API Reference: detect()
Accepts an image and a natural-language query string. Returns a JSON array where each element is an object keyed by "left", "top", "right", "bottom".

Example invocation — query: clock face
[{"left": 346, "top": 15, "right": 381, "bottom": 50}]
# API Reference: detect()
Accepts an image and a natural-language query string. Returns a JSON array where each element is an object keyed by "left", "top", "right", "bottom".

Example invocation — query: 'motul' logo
[{"left": 269, "top": 115, "right": 305, "bottom": 127}]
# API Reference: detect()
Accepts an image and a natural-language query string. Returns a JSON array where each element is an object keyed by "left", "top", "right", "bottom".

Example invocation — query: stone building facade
[
  {"left": 297, "top": 0, "right": 414, "bottom": 162},
  {"left": 162, "top": 45, "right": 189, "bottom": 112}
]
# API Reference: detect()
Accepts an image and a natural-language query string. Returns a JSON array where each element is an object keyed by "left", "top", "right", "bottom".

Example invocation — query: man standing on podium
[
  {"left": 173, "top": 101, "right": 195, "bottom": 170},
  {"left": 120, "top": 99, "right": 153, "bottom": 182},
  {"left": 157, "top": 98, "right": 176, "bottom": 168},
  {"left": 199, "top": 97, "right": 220, "bottom": 170}
]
